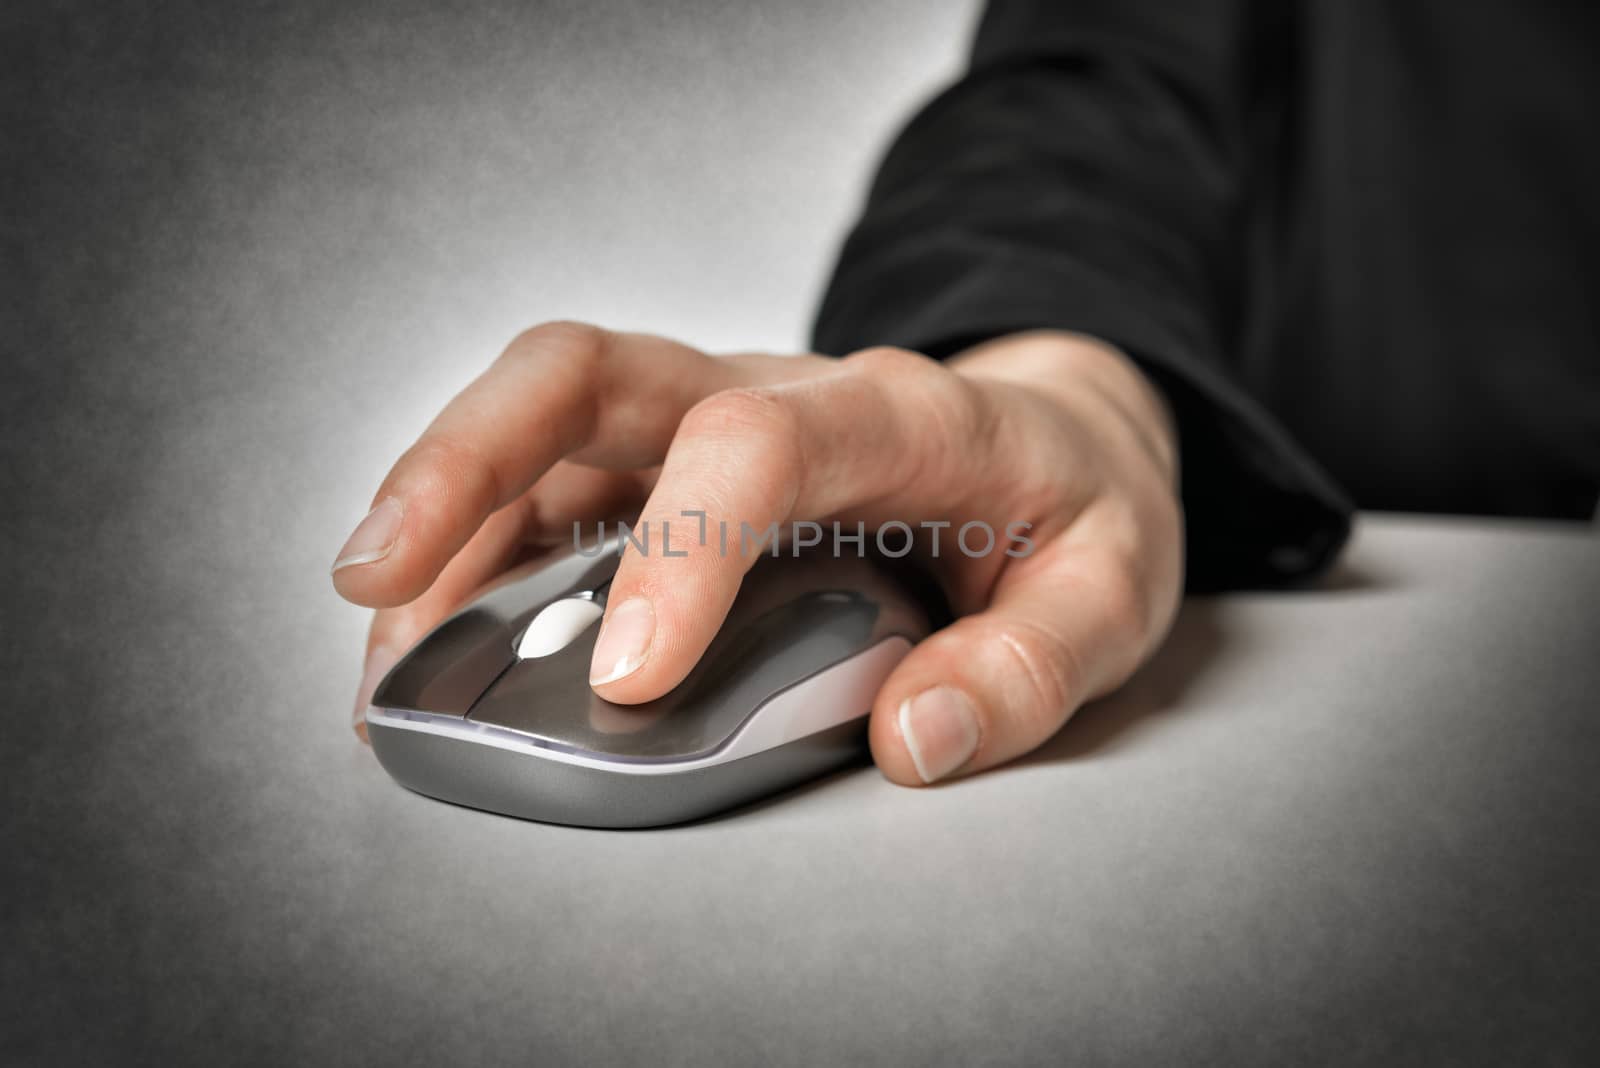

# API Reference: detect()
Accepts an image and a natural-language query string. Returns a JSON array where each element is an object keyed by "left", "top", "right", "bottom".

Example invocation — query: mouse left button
[{"left": 370, "top": 609, "right": 514, "bottom": 717}]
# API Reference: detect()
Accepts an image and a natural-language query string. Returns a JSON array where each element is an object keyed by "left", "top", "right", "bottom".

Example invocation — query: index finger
[
  {"left": 590, "top": 347, "right": 990, "bottom": 703},
  {"left": 330, "top": 321, "right": 736, "bottom": 608}
]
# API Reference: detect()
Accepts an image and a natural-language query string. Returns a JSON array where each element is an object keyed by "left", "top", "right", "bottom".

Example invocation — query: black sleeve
[{"left": 811, "top": 0, "right": 1352, "bottom": 591}]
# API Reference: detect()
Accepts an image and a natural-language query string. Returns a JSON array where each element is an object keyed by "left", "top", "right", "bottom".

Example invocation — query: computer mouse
[{"left": 364, "top": 539, "right": 935, "bottom": 828}]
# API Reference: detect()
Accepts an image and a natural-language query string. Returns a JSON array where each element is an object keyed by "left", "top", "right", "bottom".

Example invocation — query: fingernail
[
  {"left": 332, "top": 497, "right": 404, "bottom": 573},
  {"left": 898, "top": 687, "right": 980, "bottom": 784},
  {"left": 352, "top": 644, "right": 398, "bottom": 743},
  {"left": 589, "top": 597, "right": 655, "bottom": 686}
]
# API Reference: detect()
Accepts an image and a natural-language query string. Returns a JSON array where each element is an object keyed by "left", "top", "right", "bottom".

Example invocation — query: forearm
[{"left": 813, "top": 4, "right": 1351, "bottom": 590}]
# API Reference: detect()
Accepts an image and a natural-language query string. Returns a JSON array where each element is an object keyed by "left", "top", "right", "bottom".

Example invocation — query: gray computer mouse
[{"left": 365, "top": 539, "right": 933, "bottom": 828}]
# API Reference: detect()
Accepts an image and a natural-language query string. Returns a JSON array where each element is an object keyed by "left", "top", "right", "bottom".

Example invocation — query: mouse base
[{"left": 367, "top": 718, "right": 870, "bottom": 829}]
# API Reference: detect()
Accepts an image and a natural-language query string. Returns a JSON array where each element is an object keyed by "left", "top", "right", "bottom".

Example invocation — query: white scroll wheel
[{"left": 516, "top": 597, "right": 606, "bottom": 659}]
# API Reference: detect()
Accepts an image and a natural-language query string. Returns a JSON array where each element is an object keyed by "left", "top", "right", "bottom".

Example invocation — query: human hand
[{"left": 332, "top": 323, "right": 1183, "bottom": 784}]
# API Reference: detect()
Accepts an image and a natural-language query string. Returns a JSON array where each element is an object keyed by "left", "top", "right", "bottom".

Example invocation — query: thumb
[{"left": 869, "top": 544, "right": 1167, "bottom": 785}]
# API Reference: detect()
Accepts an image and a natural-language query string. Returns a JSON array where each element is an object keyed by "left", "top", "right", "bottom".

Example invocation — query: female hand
[{"left": 332, "top": 322, "right": 1183, "bottom": 785}]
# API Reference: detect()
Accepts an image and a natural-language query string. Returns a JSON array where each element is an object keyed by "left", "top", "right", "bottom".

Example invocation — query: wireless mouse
[{"left": 365, "top": 539, "right": 934, "bottom": 828}]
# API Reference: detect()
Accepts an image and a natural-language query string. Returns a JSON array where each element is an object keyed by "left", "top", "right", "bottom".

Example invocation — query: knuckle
[
  {"left": 683, "top": 386, "right": 794, "bottom": 441},
  {"left": 403, "top": 433, "right": 500, "bottom": 513},
  {"left": 506, "top": 320, "right": 609, "bottom": 442},
  {"left": 847, "top": 346, "right": 966, "bottom": 416},
  {"left": 845, "top": 344, "right": 928, "bottom": 380},
  {"left": 507, "top": 320, "right": 610, "bottom": 382},
  {"left": 986, "top": 617, "right": 1084, "bottom": 729},
  {"left": 1093, "top": 552, "right": 1153, "bottom": 647},
  {"left": 679, "top": 387, "right": 805, "bottom": 502},
  {"left": 512, "top": 319, "right": 605, "bottom": 355},
  {"left": 845, "top": 345, "right": 989, "bottom": 483}
]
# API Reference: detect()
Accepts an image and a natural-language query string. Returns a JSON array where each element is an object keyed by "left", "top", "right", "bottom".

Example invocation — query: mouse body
[{"left": 365, "top": 539, "right": 932, "bottom": 828}]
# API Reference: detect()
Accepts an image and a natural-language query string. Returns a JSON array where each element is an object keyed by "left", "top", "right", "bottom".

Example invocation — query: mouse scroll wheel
[{"left": 516, "top": 597, "right": 606, "bottom": 659}]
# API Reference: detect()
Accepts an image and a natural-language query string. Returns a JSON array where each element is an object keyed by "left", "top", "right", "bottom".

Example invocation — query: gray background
[{"left": 5, "top": 2, "right": 1599, "bottom": 1065}]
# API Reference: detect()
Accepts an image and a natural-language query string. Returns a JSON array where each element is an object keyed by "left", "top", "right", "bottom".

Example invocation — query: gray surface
[
  {"left": 5, "top": 1, "right": 1600, "bottom": 1064},
  {"left": 9, "top": 513, "right": 1600, "bottom": 1065}
]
